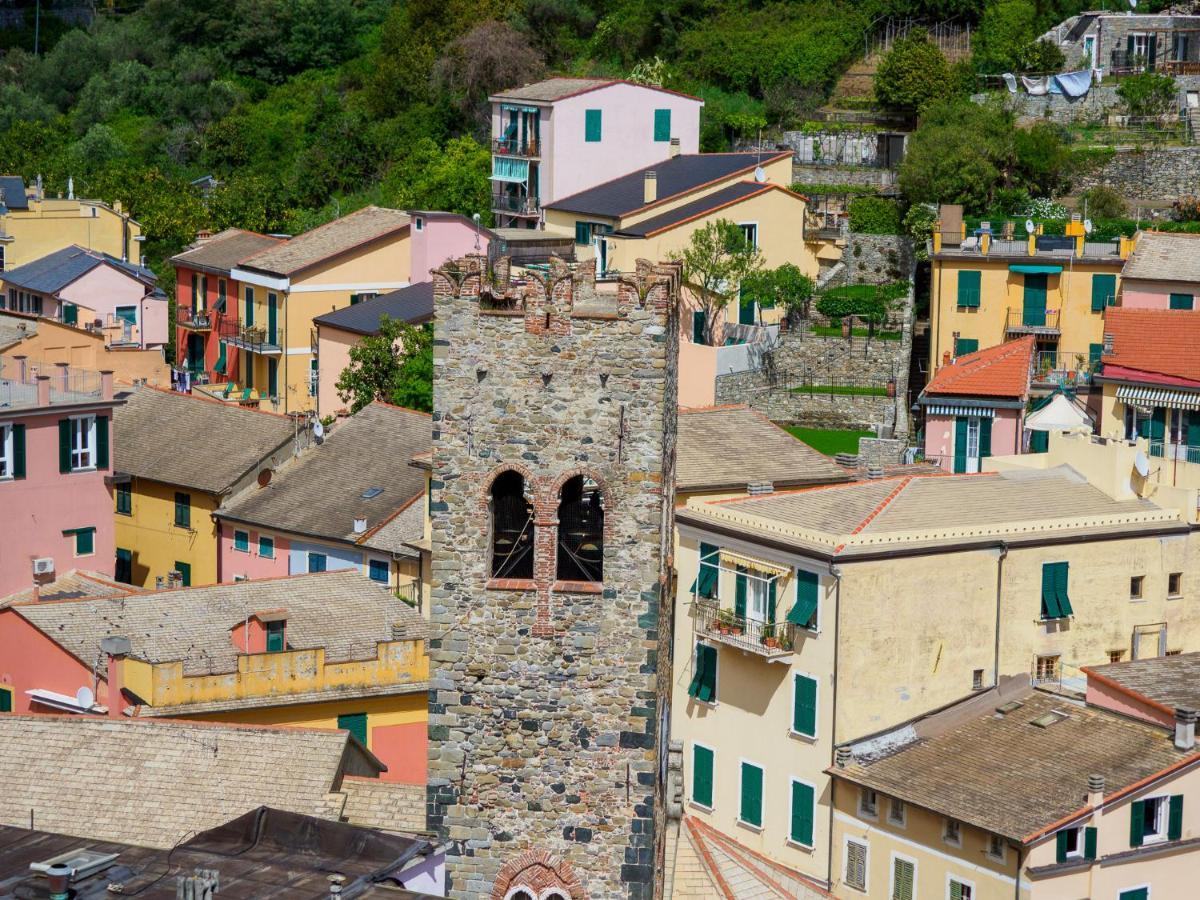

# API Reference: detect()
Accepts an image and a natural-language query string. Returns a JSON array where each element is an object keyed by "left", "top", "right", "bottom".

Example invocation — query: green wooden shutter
[
  {"left": 1151, "top": 408, "right": 1166, "bottom": 444},
  {"left": 739, "top": 762, "right": 762, "bottom": 827},
  {"left": 1055, "top": 828, "right": 1070, "bottom": 862},
  {"left": 790, "top": 780, "right": 814, "bottom": 846},
  {"left": 63, "top": 303, "right": 78, "bottom": 325},
  {"left": 793, "top": 674, "right": 817, "bottom": 737},
  {"left": 349, "top": 293, "right": 361, "bottom": 305},
  {"left": 1041, "top": 563, "right": 1063, "bottom": 618},
  {"left": 337, "top": 712, "right": 368, "bottom": 745},
  {"left": 95, "top": 415, "right": 109, "bottom": 470},
  {"left": 175, "top": 492, "right": 190, "bottom": 528},
  {"left": 979, "top": 415, "right": 992, "bottom": 459},
  {"left": 575, "top": 221, "right": 590, "bottom": 245},
  {"left": 654, "top": 108, "right": 671, "bottom": 142},
  {"left": 688, "top": 643, "right": 717, "bottom": 703},
  {"left": 1170, "top": 293, "right": 1194, "bottom": 310},
  {"left": 687, "top": 642, "right": 707, "bottom": 698},
  {"left": 1055, "top": 561, "right": 1073, "bottom": 616},
  {"left": 953, "top": 417, "right": 968, "bottom": 473},
  {"left": 585, "top": 109, "right": 602, "bottom": 142},
  {"left": 949, "top": 881, "right": 964, "bottom": 900},
  {"left": 74, "top": 527, "right": 95, "bottom": 556},
  {"left": 1149, "top": 33, "right": 1158, "bottom": 68},
  {"left": 1130, "top": 799, "right": 1145, "bottom": 847},
  {"left": 954, "top": 337, "right": 978, "bottom": 356},
  {"left": 266, "top": 623, "right": 284, "bottom": 652},
  {"left": 1188, "top": 412, "right": 1200, "bottom": 451},
  {"left": 692, "top": 744, "right": 714, "bottom": 807},
  {"left": 1118, "top": 890, "right": 1148, "bottom": 900},
  {"left": 893, "top": 857, "right": 914, "bottom": 900},
  {"left": 175, "top": 561, "right": 191, "bottom": 586},
  {"left": 245, "top": 287, "right": 255, "bottom": 326},
  {"left": 788, "top": 570, "right": 819, "bottom": 627},
  {"left": 734, "top": 570, "right": 747, "bottom": 619},
  {"left": 1089, "top": 343, "right": 1104, "bottom": 369},
  {"left": 1169, "top": 794, "right": 1183, "bottom": 840},
  {"left": 12, "top": 424, "right": 25, "bottom": 479},
  {"left": 234, "top": 530, "right": 249, "bottom": 552},
  {"left": 1030, "top": 429, "right": 1049, "bottom": 453},
  {"left": 0, "top": 688, "right": 11, "bottom": 713},
  {"left": 1023, "top": 274, "right": 1048, "bottom": 326},
  {"left": 1092, "top": 274, "right": 1116, "bottom": 311},
  {"left": 766, "top": 578, "right": 776, "bottom": 624},
  {"left": 692, "top": 310, "right": 706, "bottom": 344},
  {"left": 957, "top": 270, "right": 981, "bottom": 308},
  {"left": 1084, "top": 826, "right": 1097, "bottom": 859},
  {"left": 58, "top": 419, "right": 71, "bottom": 472}
]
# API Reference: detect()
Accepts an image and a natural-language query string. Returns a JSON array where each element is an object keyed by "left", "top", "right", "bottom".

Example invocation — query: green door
[
  {"left": 267, "top": 293, "right": 278, "bottom": 344},
  {"left": 692, "top": 310, "right": 707, "bottom": 345},
  {"left": 1023, "top": 274, "right": 1048, "bottom": 326},
  {"left": 338, "top": 712, "right": 368, "bottom": 745},
  {"left": 0, "top": 687, "right": 11, "bottom": 713},
  {"left": 739, "top": 296, "right": 756, "bottom": 325},
  {"left": 1150, "top": 407, "right": 1167, "bottom": 456},
  {"left": 186, "top": 334, "right": 205, "bottom": 375},
  {"left": 268, "top": 359, "right": 278, "bottom": 398}
]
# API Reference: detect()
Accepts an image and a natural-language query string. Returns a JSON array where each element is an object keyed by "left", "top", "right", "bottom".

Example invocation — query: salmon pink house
[
  {"left": 0, "top": 357, "right": 118, "bottom": 600},
  {"left": 919, "top": 336, "right": 1035, "bottom": 472},
  {"left": 1119, "top": 232, "right": 1200, "bottom": 310}
]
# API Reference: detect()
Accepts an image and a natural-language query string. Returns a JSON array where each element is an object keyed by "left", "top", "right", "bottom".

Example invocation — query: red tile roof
[
  {"left": 1102, "top": 307, "right": 1200, "bottom": 383},
  {"left": 923, "top": 336, "right": 1034, "bottom": 400}
]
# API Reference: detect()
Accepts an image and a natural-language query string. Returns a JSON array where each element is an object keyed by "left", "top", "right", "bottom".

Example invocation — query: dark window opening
[
  {"left": 556, "top": 475, "right": 604, "bottom": 583},
  {"left": 490, "top": 471, "right": 534, "bottom": 579}
]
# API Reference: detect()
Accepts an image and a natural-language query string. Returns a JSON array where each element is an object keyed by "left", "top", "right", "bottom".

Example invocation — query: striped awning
[
  {"left": 490, "top": 157, "right": 529, "bottom": 183},
  {"left": 1116, "top": 384, "right": 1200, "bottom": 411},
  {"left": 719, "top": 551, "right": 789, "bottom": 578},
  {"left": 924, "top": 404, "right": 995, "bottom": 418}
]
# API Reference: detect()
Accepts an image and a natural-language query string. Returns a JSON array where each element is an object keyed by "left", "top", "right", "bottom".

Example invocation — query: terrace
[
  {"left": 217, "top": 317, "right": 281, "bottom": 355},
  {"left": 0, "top": 356, "right": 105, "bottom": 411}
]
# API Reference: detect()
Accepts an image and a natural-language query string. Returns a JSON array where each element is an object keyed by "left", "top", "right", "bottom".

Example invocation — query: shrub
[
  {"left": 1081, "top": 186, "right": 1127, "bottom": 219},
  {"left": 1173, "top": 196, "right": 1200, "bottom": 222},
  {"left": 848, "top": 196, "right": 902, "bottom": 234},
  {"left": 1117, "top": 72, "right": 1176, "bottom": 118},
  {"left": 874, "top": 32, "right": 952, "bottom": 112}
]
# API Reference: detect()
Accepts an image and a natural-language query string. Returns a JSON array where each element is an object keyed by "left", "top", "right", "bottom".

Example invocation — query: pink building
[
  {"left": 1120, "top": 231, "right": 1200, "bottom": 310},
  {"left": 406, "top": 210, "right": 494, "bottom": 282},
  {"left": 0, "top": 357, "right": 118, "bottom": 600},
  {"left": 0, "top": 245, "right": 168, "bottom": 349},
  {"left": 488, "top": 78, "right": 703, "bottom": 227},
  {"left": 919, "top": 336, "right": 1034, "bottom": 472}
]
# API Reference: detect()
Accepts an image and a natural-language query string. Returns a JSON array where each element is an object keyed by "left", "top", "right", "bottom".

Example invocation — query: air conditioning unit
[{"left": 32, "top": 558, "right": 54, "bottom": 577}]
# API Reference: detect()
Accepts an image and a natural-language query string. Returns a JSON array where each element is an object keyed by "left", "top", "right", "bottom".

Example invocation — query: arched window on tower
[
  {"left": 490, "top": 470, "right": 534, "bottom": 579},
  {"left": 556, "top": 475, "right": 604, "bottom": 583}
]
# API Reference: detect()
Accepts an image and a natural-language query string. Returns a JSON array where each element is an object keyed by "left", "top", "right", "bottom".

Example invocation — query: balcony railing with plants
[
  {"left": 1032, "top": 349, "right": 1096, "bottom": 387},
  {"left": 493, "top": 137, "right": 540, "bottom": 157},
  {"left": 177, "top": 305, "right": 214, "bottom": 330},
  {"left": 693, "top": 597, "right": 794, "bottom": 658},
  {"left": 217, "top": 317, "right": 281, "bottom": 354}
]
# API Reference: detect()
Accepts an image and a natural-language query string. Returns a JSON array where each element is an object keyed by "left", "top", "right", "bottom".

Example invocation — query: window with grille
[
  {"left": 888, "top": 797, "right": 906, "bottom": 826},
  {"left": 1035, "top": 654, "right": 1060, "bottom": 682},
  {"left": 943, "top": 818, "right": 962, "bottom": 846},
  {"left": 987, "top": 834, "right": 1005, "bottom": 861}
]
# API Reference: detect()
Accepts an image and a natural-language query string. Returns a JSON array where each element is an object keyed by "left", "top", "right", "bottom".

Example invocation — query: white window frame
[
  {"left": 1060, "top": 825, "right": 1084, "bottom": 859},
  {"left": 843, "top": 835, "right": 869, "bottom": 894},
  {"left": 737, "top": 757, "right": 765, "bottom": 832},
  {"left": 888, "top": 796, "right": 907, "bottom": 828},
  {"left": 946, "top": 873, "right": 975, "bottom": 900},
  {"left": 943, "top": 817, "right": 963, "bottom": 848},
  {"left": 889, "top": 851, "right": 918, "bottom": 900},
  {"left": 1141, "top": 795, "right": 1168, "bottom": 844},
  {"left": 986, "top": 833, "right": 1007, "bottom": 864},
  {"left": 738, "top": 222, "right": 759, "bottom": 250},
  {"left": 689, "top": 740, "right": 715, "bottom": 812},
  {"left": 790, "top": 670, "right": 820, "bottom": 741},
  {"left": 787, "top": 775, "right": 817, "bottom": 849},
  {"left": 965, "top": 416, "right": 981, "bottom": 474},
  {"left": 0, "top": 423, "right": 11, "bottom": 480},
  {"left": 859, "top": 787, "right": 878, "bottom": 820},
  {"left": 70, "top": 415, "right": 96, "bottom": 471},
  {"left": 746, "top": 575, "right": 769, "bottom": 624}
]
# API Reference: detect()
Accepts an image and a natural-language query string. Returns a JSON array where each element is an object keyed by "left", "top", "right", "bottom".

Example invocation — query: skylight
[{"left": 361, "top": 487, "right": 383, "bottom": 500}]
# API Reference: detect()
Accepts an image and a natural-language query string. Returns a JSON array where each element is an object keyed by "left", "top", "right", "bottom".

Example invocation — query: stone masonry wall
[
  {"left": 1073, "top": 146, "right": 1200, "bottom": 203},
  {"left": 428, "top": 256, "right": 678, "bottom": 900}
]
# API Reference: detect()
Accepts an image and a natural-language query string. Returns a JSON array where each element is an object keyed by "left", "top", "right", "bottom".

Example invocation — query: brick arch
[
  {"left": 482, "top": 462, "right": 539, "bottom": 497},
  {"left": 491, "top": 850, "right": 586, "bottom": 900},
  {"left": 547, "top": 467, "right": 613, "bottom": 503}
]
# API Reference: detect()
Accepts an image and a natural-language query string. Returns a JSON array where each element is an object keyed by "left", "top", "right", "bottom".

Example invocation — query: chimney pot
[
  {"left": 643, "top": 170, "right": 658, "bottom": 204},
  {"left": 835, "top": 747, "right": 852, "bottom": 768},
  {"left": 1087, "top": 773, "right": 1105, "bottom": 806},
  {"left": 669, "top": 137, "right": 681, "bottom": 158},
  {"left": 942, "top": 350, "right": 952, "bottom": 366},
  {"left": 1175, "top": 707, "right": 1197, "bottom": 751},
  {"left": 353, "top": 517, "right": 367, "bottom": 534}
]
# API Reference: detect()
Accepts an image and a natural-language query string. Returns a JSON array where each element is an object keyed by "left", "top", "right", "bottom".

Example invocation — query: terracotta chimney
[
  {"left": 942, "top": 350, "right": 951, "bottom": 367},
  {"left": 1175, "top": 707, "right": 1197, "bottom": 751},
  {"left": 101, "top": 635, "right": 132, "bottom": 718},
  {"left": 12, "top": 355, "right": 27, "bottom": 382},
  {"left": 643, "top": 171, "right": 657, "bottom": 204},
  {"left": 36, "top": 375, "right": 50, "bottom": 407},
  {"left": 100, "top": 370, "right": 114, "bottom": 401}
]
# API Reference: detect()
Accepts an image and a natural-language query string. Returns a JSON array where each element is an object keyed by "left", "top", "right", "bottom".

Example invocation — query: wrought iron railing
[
  {"left": 1149, "top": 441, "right": 1200, "bottom": 464},
  {"left": 1006, "top": 306, "right": 1060, "bottom": 331},
  {"left": 693, "top": 598, "right": 794, "bottom": 656},
  {"left": 218, "top": 317, "right": 281, "bottom": 353},
  {"left": 1032, "top": 349, "right": 1094, "bottom": 386},
  {"left": 491, "top": 191, "right": 540, "bottom": 216},
  {"left": 493, "top": 138, "right": 540, "bottom": 157},
  {"left": 177, "top": 305, "right": 213, "bottom": 329}
]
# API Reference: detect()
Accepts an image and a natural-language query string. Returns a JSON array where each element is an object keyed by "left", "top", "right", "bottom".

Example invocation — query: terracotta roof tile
[
  {"left": 169, "top": 228, "right": 283, "bottom": 274},
  {"left": 923, "top": 336, "right": 1034, "bottom": 400},
  {"left": 239, "top": 207, "right": 409, "bottom": 277},
  {"left": 1102, "top": 307, "right": 1200, "bottom": 382}
]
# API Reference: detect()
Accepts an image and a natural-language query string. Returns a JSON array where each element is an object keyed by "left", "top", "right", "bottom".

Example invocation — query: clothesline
[{"left": 1003, "top": 69, "right": 1097, "bottom": 99}]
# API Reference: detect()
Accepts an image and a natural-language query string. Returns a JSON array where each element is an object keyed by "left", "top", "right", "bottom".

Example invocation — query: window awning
[
  {"left": 1009, "top": 264, "right": 1063, "bottom": 274},
  {"left": 719, "top": 550, "right": 789, "bottom": 578},
  {"left": 490, "top": 157, "right": 529, "bottom": 183},
  {"left": 1116, "top": 384, "right": 1200, "bottom": 411},
  {"left": 924, "top": 404, "right": 996, "bottom": 418}
]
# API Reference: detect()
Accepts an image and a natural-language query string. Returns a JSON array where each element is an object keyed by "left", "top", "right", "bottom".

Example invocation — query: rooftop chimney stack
[
  {"left": 669, "top": 137, "right": 681, "bottom": 158},
  {"left": 1175, "top": 707, "right": 1197, "bottom": 751},
  {"left": 353, "top": 517, "right": 367, "bottom": 534},
  {"left": 835, "top": 747, "right": 852, "bottom": 768},
  {"left": 101, "top": 635, "right": 132, "bottom": 719},
  {"left": 1087, "top": 773, "right": 1105, "bottom": 807},
  {"left": 942, "top": 350, "right": 952, "bottom": 367},
  {"left": 644, "top": 170, "right": 657, "bottom": 204}
]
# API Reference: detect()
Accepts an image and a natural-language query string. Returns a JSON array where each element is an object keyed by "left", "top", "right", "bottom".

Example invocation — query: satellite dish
[
  {"left": 1025, "top": 219, "right": 1036, "bottom": 235},
  {"left": 1130, "top": 0, "right": 1138, "bottom": 8},
  {"left": 1134, "top": 450, "right": 1150, "bottom": 478},
  {"left": 312, "top": 420, "right": 325, "bottom": 440},
  {"left": 754, "top": 166, "right": 767, "bottom": 183},
  {"left": 76, "top": 685, "right": 94, "bottom": 710},
  {"left": 1084, "top": 218, "right": 1093, "bottom": 234}
]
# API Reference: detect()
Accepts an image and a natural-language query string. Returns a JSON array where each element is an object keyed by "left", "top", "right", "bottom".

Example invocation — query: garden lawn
[
  {"left": 789, "top": 384, "right": 887, "bottom": 396},
  {"left": 782, "top": 426, "right": 873, "bottom": 456}
]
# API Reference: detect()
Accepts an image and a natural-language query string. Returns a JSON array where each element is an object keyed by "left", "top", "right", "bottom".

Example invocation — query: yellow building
[
  {"left": 112, "top": 385, "right": 297, "bottom": 588},
  {"left": 226, "top": 206, "right": 411, "bottom": 414},
  {"left": 7, "top": 570, "right": 431, "bottom": 785},
  {"left": 671, "top": 462, "right": 1200, "bottom": 890},
  {"left": 929, "top": 222, "right": 1131, "bottom": 383},
  {"left": 829, "top": 677, "right": 1200, "bottom": 900},
  {"left": 0, "top": 311, "right": 169, "bottom": 386},
  {"left": 0, "top": 176, "right": 142, "bottom": 270}
]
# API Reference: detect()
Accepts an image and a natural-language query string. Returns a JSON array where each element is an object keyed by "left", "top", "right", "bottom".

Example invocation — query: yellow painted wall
[
  {"left": 1, "top": 199, "right": 142, "bottom": 268},
  {"left": 115, "top": 477, "right": 220, "bottom": 588},
  {"left": 929, "top": 256, "right": 1121, "bottom": 372},
  {"left": 5, "top": 321, "right": 169, "bottom": 386}
]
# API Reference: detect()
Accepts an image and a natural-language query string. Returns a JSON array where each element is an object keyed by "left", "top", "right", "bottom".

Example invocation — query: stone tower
[{"left": 428, "top": 256, "right": 679, "bottom": 899}]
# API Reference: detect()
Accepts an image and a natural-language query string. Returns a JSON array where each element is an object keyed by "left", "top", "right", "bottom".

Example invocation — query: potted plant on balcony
[
  {"left": 761, "top": 623, "right": 780, "bottom": 649},
  {"left": 715, "top": 608, "right": 734, "bottom": 634}
]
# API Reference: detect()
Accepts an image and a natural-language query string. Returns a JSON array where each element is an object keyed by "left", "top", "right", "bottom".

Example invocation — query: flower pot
[
  {"left": 886, "top": 378, "right": 896, "bottom": 398},
  {"left": 841, "top": 319, "right": 851, "bottom": 339}
]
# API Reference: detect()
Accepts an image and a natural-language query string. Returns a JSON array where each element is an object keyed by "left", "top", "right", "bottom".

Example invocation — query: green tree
[
  {"left": 672, "top": 219, "right": 763, "bottom": 345},
  {"left": 898, "top": 99, "right": 1015, "bottom": 211},
  {"left": 336, "top": 316, "right": 433, "bottom": 414},
  {"left": 1117, "top": 72, "right": 1176, "bottom": 118},
  {"left": 385, "top": 136, "right": 493, "bottom": 221},
  {"left": 741, "top": 263, "right": 815, "bottom": 322},
  {"left": 874, "top": 32, "right": 951, "bottom": 112},
  {"left": 973, "top": 0, "right": 1064, "bottom": 74}
]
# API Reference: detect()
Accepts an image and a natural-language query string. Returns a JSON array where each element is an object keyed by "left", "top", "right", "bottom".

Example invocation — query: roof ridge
[
  {"left": 682, "top": 817, "right": 738, "bottom": 900},
  {"left": 0, "top": 711, "right": 356, "bottom": 738},
  {"left": 133, "top": 383, "right": 296, "bottom": 419},
  {"left": 850, "top": 476, "right": 913, "bottom": 534},
  {"left": 356, "top": 488, "right": 425, "bottom": 544}
]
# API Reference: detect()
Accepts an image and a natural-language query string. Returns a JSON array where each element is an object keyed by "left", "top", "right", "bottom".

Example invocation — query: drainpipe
[
  {"left": 994, "top": 542, "right": 1008, "bottom": 688},
  {"left": 1014, "top": 844, "right": 1024, "bottom": 900},
  {"left": 825, "top": 561, "right": 844, "bottom": 889}
]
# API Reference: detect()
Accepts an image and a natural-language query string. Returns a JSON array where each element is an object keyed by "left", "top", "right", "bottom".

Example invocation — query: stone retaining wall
[
  {"left": 791, "top": 163, "right": 898, "bottom": 187},
  {"left": 1073, "top": 145, "right": 1200, "bottom": 202},
  {"left": 858, "top": 436, "right": 908, "bottom": 467},
  {"left": 743, "top": 392, "right": 896, "bottom": 430}
]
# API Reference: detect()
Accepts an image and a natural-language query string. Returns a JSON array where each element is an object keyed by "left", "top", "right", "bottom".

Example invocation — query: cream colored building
[
  {"left": 671, "top": 462, "right": 1200, "bottom": 890},
  {"left": 0, "top": 176, "right": 142, "bottom": 270},
  {"left": 829, "top": 677, "right": 1200, "bottom": 900}
]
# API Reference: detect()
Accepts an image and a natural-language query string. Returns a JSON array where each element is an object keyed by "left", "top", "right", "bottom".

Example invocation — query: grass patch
[
  {"left": 809, "top": 325, "right": 902, "bottom": 340},
  {"left": 790, "top": 384, "right": 887, "bottom": 396},
  {"left": 782, "top": 426, "right": 873, "bottom": 456}
]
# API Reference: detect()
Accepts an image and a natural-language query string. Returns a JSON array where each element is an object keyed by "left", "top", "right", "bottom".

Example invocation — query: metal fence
[{"left": 693, "top": 598, "right": 795, "bottom": 655}]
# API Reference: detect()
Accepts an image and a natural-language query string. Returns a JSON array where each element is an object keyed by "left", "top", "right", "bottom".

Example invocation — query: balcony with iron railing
[
  {"left": 491, "top": 191, "right": 540, "bottom": 218},
  {"left": 0, "top": 356, "right": 104, "bottom": 409},
  {"left": 1032, "top": 349, "right": 1096, "bottom": 388},
  {"left": 492, "top": 137, "right": 540, "bottom": 158},
  {"left": 217, "top": 317, "right": 281, "bottom": 355},
  {"left": 1005, "top": 306, "right": 1061, "bottom": 335},
  {"left": 1149, "top": 440, "right": 1200, "bottom": 465},
  {"left": 177, "top": 305, "right": 214, "bottom": 331},
  {"left": 692, "top": 597, "right": 795, "bottom": 662}
]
